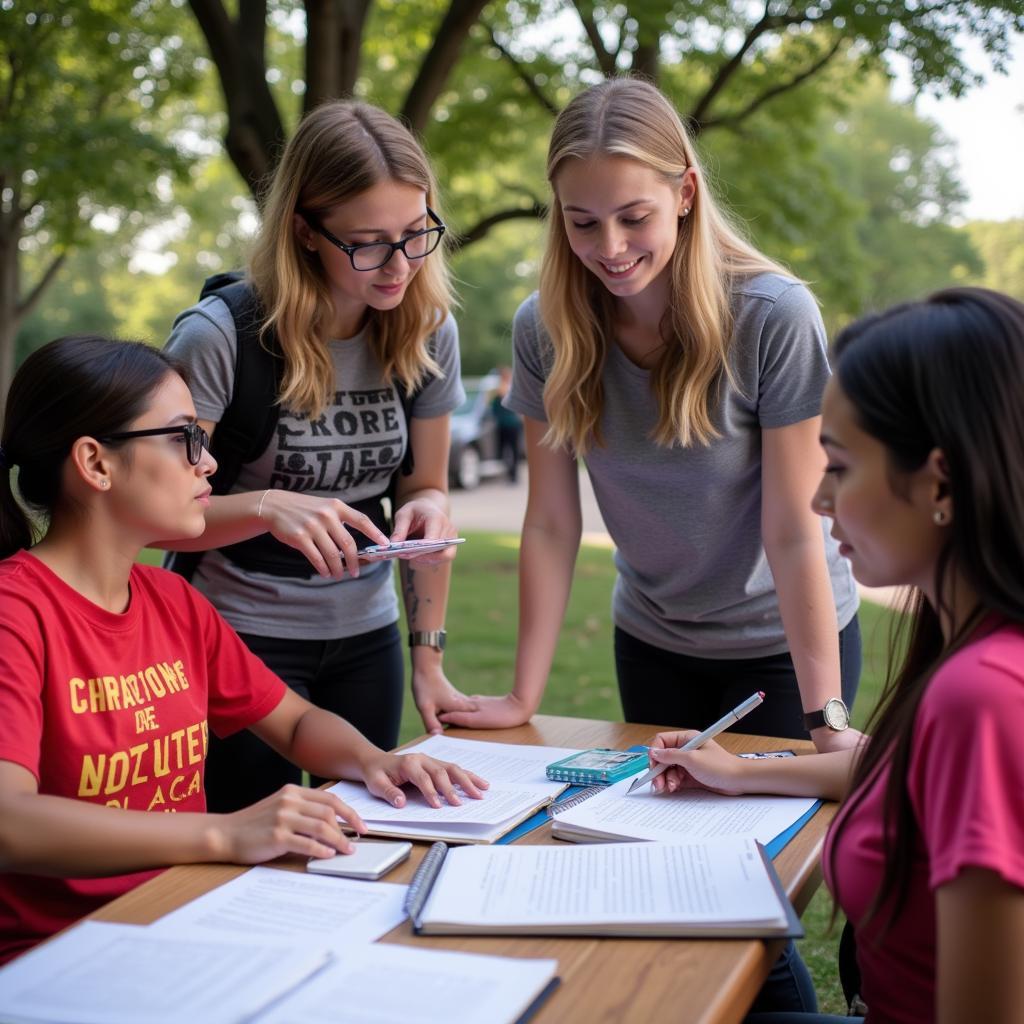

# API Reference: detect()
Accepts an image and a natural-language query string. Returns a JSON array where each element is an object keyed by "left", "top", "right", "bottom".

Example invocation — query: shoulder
[
  {"left": 0, "top": 552, "right": 40, "bottom": 608},
  {"left": 734, "top": 273, "right": 821, "bottom": 325},
  {"left": 166, "top": 295, "right": 237, "bottom": 353},
  {"left": 924, "top": 622, "right": 1024, "bottom": 716},
  {"left": 430, "top": 310, "right": 459, "bottom": 357},
  {"left": 512, "top": 291, "right": 544, "bottom": 339},
  {"left": 129, "top": 563, "right": 216, "bottom": 618}
]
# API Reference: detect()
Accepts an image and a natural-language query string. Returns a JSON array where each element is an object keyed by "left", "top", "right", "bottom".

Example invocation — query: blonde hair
[
  {"left": 540, "top": 78, "right": 791, "bottom": 452},
  {"left": 248, "top": 101, "right": 452, "bottom": 418}
]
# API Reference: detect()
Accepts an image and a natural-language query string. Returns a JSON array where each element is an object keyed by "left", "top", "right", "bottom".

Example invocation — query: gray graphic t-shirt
[
  {"left": 506, "top": 274, "right": 858, "bottom": 659},
  {"left": 165, "top": 297, "right": 464, "bottom": 640}
]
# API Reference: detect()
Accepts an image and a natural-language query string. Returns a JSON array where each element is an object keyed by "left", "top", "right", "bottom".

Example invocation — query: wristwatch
[
  {"left": 803, "top": 697, "right": 850, "bottom": 732},
  {"left": 408, "top": 630, "right": 446, "bottom": 652}
]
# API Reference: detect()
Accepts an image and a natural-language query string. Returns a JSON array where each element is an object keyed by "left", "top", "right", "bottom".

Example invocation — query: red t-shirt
[
  {"left": 824, "top": 620, "right": 1024, "bottom": 1023},
  {"left": 0, "top": 551, "right": 287, "bottom": 963}
]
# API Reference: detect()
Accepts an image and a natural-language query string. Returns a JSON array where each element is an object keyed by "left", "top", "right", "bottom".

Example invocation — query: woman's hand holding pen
[
  {"left": 360, "top": 751, "right": 489, "bottom": 809},
  {"left": 648, "top": 732, "right": 749, "bottom": 797},
  {"left": 256, "top": 489, "right": 390, "bottom": 579}
]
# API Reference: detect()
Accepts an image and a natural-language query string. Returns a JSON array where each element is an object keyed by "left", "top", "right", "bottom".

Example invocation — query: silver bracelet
[{"left": 256, "top": 488, "right": 272, "bottom": 520}]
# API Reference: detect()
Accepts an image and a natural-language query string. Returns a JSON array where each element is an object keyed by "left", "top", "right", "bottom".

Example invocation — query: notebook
[
  {"left": 550, "top": 773, "right": 818, "bottom": 845},
  {"left": 326, "top": 735, "right": 576, "bottom": 844},
  {"left": 406, "top": 837, "right": 802, "bottom": 939}
]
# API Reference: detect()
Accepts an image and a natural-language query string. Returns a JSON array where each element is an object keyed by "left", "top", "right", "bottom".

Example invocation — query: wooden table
[{"left": 88, "top": 715, "right": 834, "bottom": 1024}]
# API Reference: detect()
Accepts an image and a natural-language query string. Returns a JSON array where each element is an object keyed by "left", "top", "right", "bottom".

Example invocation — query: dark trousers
[
  {"left": 496, "top": 423, "right": 522, "bottom": 482},
  {"left": 204, "top": 622, "right": 404, "bottom": 813},
  {"left": 614, "top": 617, "right": 862, "bottom": 739},
  {"left": 615, "top": 616, "right": 862, "bottom": 1017}
]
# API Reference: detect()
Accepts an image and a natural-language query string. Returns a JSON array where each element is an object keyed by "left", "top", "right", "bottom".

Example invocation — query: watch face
[{"left": 823, "top": 698, "right": 850, "bottom": 730}]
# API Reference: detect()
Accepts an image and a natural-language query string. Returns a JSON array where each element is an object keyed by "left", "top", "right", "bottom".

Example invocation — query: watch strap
[{"left": 408, "top": 629, "right": 446, "bottom": 651}]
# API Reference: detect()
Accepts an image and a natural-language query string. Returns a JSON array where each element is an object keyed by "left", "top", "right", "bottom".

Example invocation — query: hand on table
[
  {"left": 412, "top": 666, "right": 478, "bottom": 734},
  {"left": 438, "top": 692, "right": 534, "bottom": 730}
]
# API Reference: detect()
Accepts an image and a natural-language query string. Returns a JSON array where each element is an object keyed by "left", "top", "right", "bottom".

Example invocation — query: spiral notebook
[{"left": 406, "top": 837, "right": 802, "bottom": 939}]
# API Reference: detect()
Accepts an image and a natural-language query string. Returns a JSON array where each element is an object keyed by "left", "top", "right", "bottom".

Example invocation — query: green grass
[{"left": 148, "top": 531, "right": 898, "bottom": 1014}]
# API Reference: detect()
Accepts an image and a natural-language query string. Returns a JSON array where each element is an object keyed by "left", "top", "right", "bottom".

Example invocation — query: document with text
[
  {"left": 0, "top": 921, "right": 329, "bottom": 1024},
  {"left": 148, "top": 866, "right": 407, "bottom": 950},
  {"left": 550, "top": 774, "right": 817, "bottom": 845},
  {"left": 327, "top": 778, "right": 562, "bottom": 844},
  {"left": 411, "top": 837, "right": 801, "bottom": 938},
  {"left": 253, "top": 943, "right": 559, "bottom": 1024}
]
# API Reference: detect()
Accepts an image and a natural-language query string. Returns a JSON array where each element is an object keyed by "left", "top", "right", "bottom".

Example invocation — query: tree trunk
[
  {"left": 0, "top": 225, "right": 22, "bottom": 412},
  {"left": 400, "top": 0, "right": 490, "bottom": 132},
  {"left": 304, "top": 0, "right": 371, "bottom": 112},
  {"left": 188, "top": 0, "right": 286, "bottom": 202}
]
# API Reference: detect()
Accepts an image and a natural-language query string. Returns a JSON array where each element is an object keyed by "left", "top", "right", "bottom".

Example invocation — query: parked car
[{"left": 448, "top": 373, "right": 502, "bottom": 489}]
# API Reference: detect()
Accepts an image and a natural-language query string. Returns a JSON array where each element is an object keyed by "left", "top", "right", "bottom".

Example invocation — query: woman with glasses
[
  {"left": 164, "top": 102, "right": 477, "bottom": 813},
  {"left": 0, "top": 335, "right": 487, "bottom": 964}
]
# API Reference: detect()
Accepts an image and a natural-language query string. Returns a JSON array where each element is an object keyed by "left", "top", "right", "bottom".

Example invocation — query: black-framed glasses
[
  {"left": 299, "top": 207, "right": 446, "bottom": 271},
  {"left": 99, "top": 423, "right": 210, "bottom": 466}
]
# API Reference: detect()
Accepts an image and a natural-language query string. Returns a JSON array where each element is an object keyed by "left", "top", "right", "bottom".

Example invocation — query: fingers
[
  {"left": 443, "top": 765, "right": 488, "bottom": 799},
  {"left": 418, "top": 701, "right": 443, "bottom": 735},
  {"left": 652, "top": 729, "right": 700, "bottom": 750}
]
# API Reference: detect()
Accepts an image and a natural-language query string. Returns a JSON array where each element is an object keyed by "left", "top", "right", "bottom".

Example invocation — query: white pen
[{"left": 626, "top": 691, "right": 766, "bottom": 795}]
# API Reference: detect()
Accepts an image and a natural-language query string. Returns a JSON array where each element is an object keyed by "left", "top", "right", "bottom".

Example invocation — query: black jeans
[
  {"left": 614, "top": 616, "right": 862, "bottom": 739},
  {"left": 204, "top": 622, "right": 404, "bottom": 813}
]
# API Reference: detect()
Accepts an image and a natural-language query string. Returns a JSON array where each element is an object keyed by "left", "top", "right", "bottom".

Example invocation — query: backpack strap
[{"left": 164, "top": 276, "right": 283, "bottom": 582}]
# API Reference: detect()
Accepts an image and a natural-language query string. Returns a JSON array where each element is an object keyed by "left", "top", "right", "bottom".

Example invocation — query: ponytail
[{"left": 1, "top": 336, "right": 181, "bottom": 560}]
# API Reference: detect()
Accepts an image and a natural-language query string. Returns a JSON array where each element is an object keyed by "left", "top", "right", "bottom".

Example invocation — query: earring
[
  {"left": 100, "top": 479, "right": 109, "bottom": 489},
  {"left": 681, "top": 207, "right": 690, "bottom": 216},
  {"left": 933, "top": 510, "right": 947, "bottom": 525}
]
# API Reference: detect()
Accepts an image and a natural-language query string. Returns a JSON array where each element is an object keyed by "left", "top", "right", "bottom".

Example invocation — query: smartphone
[
  {"left": 306, "top": 840, "right": 412, "bottom": 880},
  {"left": 358, "top": 538, "right": 466, "bottom": 562}
]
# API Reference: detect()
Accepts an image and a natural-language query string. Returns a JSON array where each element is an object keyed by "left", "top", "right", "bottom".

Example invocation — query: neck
[
  {"left": 31, "top": 512, "right": 141, "bottom": 614},
  {"left": 926, "top": 566, "right": 981, "bottom": 644},
  {"left": 329, "top": 292, "right": 369, "bottom": 340}
]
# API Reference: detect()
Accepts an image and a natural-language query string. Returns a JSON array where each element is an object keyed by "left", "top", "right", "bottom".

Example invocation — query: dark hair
[
  {"left": 828, "top": 287, "right": 1024, "bottom": 933},
  {"left": 1, "top": 335, "right": 184, "bottom": 559}
]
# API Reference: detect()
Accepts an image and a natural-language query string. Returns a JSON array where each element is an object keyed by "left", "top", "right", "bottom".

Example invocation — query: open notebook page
[
  {"left": 552, "top": 774, "right": 817, "bottom": 844},
  {"left": 421, "top": 838, "right": 789, "bottom": 929}
]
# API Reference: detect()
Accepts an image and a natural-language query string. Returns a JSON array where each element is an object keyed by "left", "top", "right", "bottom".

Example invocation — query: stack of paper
[
  {"left": 328, "top": 734, "right": 581, "bottom": 844},
  {"left": 550, "top": 773, "right": 817, "bottom": 845},
  {"left": 0, "top": 921, "right": 559, "bottom": 1024},
  {"left": 410, "top": 837, "right": 801, "bottom": 939}
]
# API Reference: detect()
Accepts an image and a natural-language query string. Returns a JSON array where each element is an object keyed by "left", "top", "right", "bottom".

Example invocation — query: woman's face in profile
[{"left": 813, "top": 377, "right": 946, "bottom": 594}]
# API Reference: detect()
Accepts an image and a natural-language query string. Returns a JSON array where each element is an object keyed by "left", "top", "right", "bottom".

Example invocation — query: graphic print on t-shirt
[
  {"left": 269, "top": 386, "right": 404, "bottom": 494},
  {"left": 67, "top": 656, "right": 209, "bottom": 813}
]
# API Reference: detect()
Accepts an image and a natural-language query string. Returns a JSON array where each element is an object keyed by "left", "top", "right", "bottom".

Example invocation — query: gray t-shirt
[
  {"left": 165, "top": 296, "right": 465, "bottom": 640},
  {"left": 506, "top": 274, "right": 858, "bottom": 659}
]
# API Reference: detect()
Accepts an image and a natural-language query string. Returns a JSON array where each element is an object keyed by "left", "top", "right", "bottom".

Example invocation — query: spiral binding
[
  {"left": 404, "top": 840, "right": 449, "bottom": 928},
  {"left": 545, "top": 785, "right": 604, "bottom": 818}
]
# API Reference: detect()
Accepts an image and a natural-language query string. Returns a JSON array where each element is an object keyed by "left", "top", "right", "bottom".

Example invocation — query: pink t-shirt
[
  {"left": 824, "top": 620, "right": 1024, "bottom": 1024},
  {"left": 0, "top": 552, "right": 287, "bottom": 963}
]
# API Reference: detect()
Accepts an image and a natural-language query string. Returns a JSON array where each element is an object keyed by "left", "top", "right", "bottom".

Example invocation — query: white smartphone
[
  {"left": 306, "top": 840, "right": 412, "bottom": 880},
  {"left": 358, "top": 537, "right": 466, "bottom": 562}
]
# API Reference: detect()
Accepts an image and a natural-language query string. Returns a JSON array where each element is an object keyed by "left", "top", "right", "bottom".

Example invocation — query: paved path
[{"left": 450, "top": 469, "right": 900, "bottom": 609}]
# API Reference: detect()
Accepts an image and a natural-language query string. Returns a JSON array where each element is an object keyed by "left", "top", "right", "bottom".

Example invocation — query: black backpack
[{"left": 164, "top": 272, "right": 424, "bottom": 581}]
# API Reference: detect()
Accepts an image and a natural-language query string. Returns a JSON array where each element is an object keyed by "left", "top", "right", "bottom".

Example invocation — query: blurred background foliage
[{"left": 4, "top": 0, "right": 1022, "bottom": 396}]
